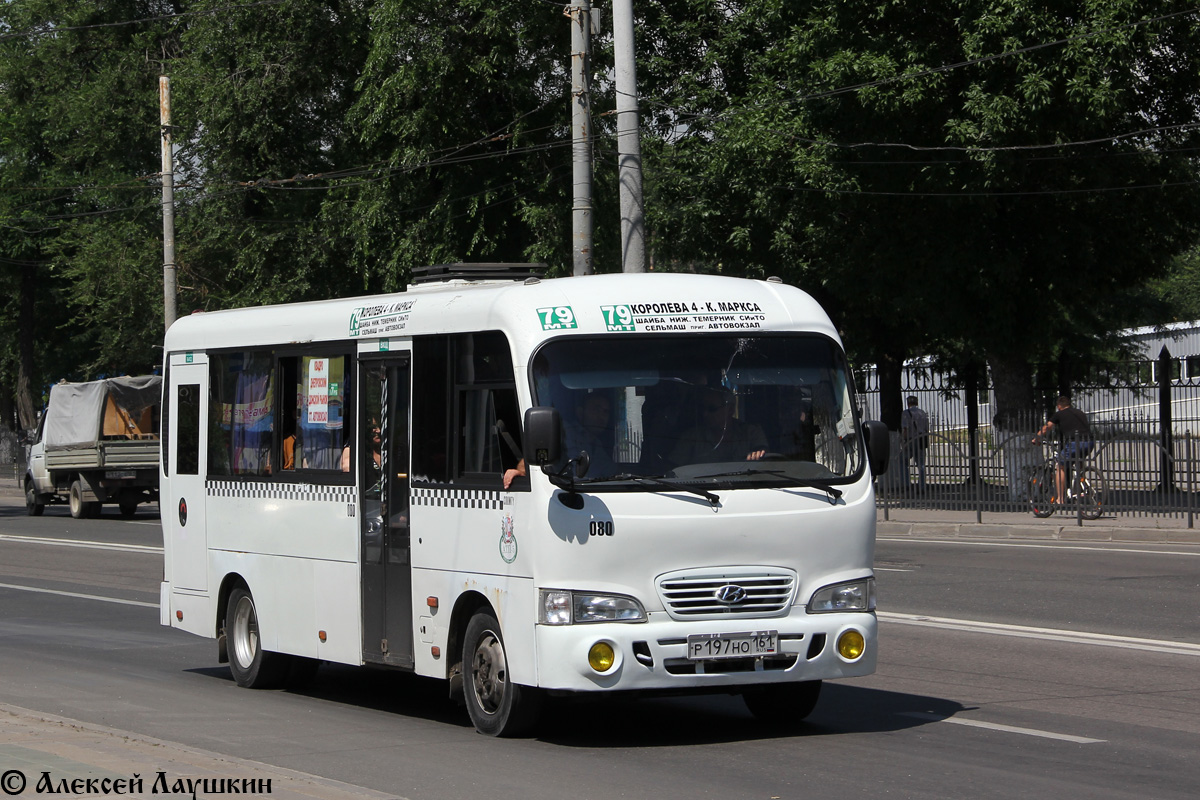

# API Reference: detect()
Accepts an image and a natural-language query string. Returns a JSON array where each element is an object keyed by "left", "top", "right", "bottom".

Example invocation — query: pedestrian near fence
[{"left": 901, "top": 396, "right": 929, "bottom": 489}]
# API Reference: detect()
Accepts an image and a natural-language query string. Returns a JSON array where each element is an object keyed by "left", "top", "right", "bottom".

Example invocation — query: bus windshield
[{"left": 530, "top": 334, "right": 863, "bottom": 488}]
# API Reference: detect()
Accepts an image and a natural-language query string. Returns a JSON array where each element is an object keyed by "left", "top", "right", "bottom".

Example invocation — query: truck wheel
[
  {"left": 69, "top": 479, "right": 87, "bottom": 519},
  {"left": 462, "top": 610, "right": 541, "bottom": 736},
  {"left": 25, "top": 481, "right": 45, "bottom": 517},
  {"left": 226, "top": 586, "right": 289, "bottom": 689},
  {"left": 118, "top": 494, "right": 138, "bottom": 519},
  {"left": 743, "top": 680, "right": 822, "bottom": 723}
]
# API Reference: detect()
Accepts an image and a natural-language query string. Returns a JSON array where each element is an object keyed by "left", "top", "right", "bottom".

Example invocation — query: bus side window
[
  {"left": 413, "top": 331, "right": 523, "bottom": 489},
  {"left": 176, "top": 384, "right": 200, "bottom": 475},
  {"left": 208, "top": 351, "right": 274, "bottom": 477}
]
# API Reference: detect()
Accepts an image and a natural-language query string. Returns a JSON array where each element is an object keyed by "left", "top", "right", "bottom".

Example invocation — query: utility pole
[
  {"left": 612, "top": 0, "right": 646, "bottom": 272},
  {"left": 569, "top": 0, "right": 593, "bottom": 275},
  {"left": 159, "top": 76, "right": 178, "bottom": 330}
]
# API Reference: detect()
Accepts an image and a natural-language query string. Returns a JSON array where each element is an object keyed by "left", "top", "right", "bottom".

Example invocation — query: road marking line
[
  {"left": 898, "top": 712, "right": 1105, "bottom": 744},
  {"left": 879, "top": 538, "right": 1200, "bottom": 557},
  {"left": 879, "top": 611, "right": 1200, "bottom": 657},
  {"left": 874, "top": 567, "right": 914, "bottom": 572},
  {"left": 0, "top": 534, "right": 162, "bottom": 554},
  {"left": 0, "top": 582, "right": 158, "bottom": 609}
]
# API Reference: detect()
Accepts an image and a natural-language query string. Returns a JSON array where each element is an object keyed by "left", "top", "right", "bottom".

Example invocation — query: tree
[
  {"left": 637, "top": 0, "right": 1200, "bottom": 428},
  {"left": 0, "top": 0, "right": 178, "bottom": 426}
]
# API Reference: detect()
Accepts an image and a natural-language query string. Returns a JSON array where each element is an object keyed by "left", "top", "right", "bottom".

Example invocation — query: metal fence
[{"left": 859, "top": 356, "right": 1200, "bottom": 526}]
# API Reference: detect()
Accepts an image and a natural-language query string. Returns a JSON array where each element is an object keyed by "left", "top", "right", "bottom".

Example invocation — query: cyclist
[{"left": 1033, "top": 396, "right": 1093, "bottom": 504}]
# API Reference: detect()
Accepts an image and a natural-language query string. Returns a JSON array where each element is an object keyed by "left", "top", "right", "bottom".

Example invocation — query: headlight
[
  {"left": 539, "top": 590, "right": 646, "bottom": 625},
  {"left": 808, "top": 578, "right": 876, "bottom": 613}
]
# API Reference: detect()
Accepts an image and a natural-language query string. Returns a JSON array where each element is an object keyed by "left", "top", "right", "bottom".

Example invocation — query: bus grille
[{"left": 656, "top": 568, "right": 797, "bottom": 619}]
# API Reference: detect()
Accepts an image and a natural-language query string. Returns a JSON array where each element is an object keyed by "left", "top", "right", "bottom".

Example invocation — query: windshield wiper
[
  {"left": 685, "top": 468, "right": 844, "bottom": 504},
  {"left": 578, "top": 473, "right": 720, "bottom": 507}
]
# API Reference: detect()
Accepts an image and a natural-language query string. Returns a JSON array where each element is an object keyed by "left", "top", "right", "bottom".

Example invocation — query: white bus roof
[{"left": 163, "top": 272, "right": 841, "bottom": 360}]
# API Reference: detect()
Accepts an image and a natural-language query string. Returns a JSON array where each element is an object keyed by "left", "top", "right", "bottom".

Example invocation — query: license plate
[
  {"left": 686, "top": 630, "right": 778, "bottom": 660},
  {"left": 105, "top": 470, "right": 135, "bottom": 480}
]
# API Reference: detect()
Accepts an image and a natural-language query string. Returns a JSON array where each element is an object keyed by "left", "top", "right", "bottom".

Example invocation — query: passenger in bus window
[{"left": 670, "top": 387, "right": 767, "bottom": 465}]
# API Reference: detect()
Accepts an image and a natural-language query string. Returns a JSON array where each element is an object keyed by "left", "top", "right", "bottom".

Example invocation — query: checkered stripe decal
[
  {"left": 206, "top": 480, "right": 356, "bottom": 504},
  {"left": 411, "top": 487, "right": 503, "bottom": 510}
]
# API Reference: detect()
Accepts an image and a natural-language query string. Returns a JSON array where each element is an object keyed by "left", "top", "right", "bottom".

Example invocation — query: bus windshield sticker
[
  {"left": 537, "top": 306, "right": 577, "bottom": 331},
  {"left": 350, "top": 299, "right": 417, "bottom": 337},
  {"left": 601, "top": 301, "right": 766, "bottom": 333},
  {"left": 499, "top": 515, "right": 518, "bottom": 563}
]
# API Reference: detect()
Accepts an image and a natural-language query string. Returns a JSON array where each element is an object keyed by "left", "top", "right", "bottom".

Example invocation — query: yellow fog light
[
  {"left": 837, "top": 630, "right": 866, "bottom": 660},
  {"left": 588, "top": 641, "right": 616, "bottom": 672}
]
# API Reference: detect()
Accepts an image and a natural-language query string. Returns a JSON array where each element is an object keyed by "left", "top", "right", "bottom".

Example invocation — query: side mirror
[
  {"left": 524, "top": 406, "right": 562, "bottom": 467},
  {"left": 862, "top": 420, "right": 890, "bottom": 476}
]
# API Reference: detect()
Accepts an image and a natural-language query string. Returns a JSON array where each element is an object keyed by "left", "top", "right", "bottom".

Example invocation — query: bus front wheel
[
  {"left": 743, "top": 680, "right": 822, "bottom": 723},
  {"left": 462, "top": 610, "right": 541, "bottom": 736},
  {"left": 227, "top": 586, "right": 288, "bottom": 689}
]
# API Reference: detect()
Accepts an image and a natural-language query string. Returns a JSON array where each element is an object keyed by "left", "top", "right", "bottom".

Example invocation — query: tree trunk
[
  {"left": 15, "top": 265, "right": 37, "bottom": 431},
  {"left": 878, "top": 353, "right": 908, "bottom": 488},
  {"left": 988, "top": 353, "right": 1038, "bottom": 501}
]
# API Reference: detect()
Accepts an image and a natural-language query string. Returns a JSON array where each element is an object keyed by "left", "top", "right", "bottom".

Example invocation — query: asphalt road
[{"left": 1, "top": 497, "right": 1198, "bottom": 799}]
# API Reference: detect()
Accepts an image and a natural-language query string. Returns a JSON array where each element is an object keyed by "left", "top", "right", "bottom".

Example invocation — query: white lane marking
[
  {"left": 0, "top": 582, "right": 158, "bottom": 609},
  {"left": 874, "top": 567, "right": 914, "bottom": 572},
  {"left": 0, "top": 534, "right": 162, "bottom": 554},
  {"left": 878, "top": 537, "right": 1200, "bottom": 557},
  {"left": 898, "top": 712, "right": 1105, "bottom": 744},
  {"left": 879, "top": 611, "right": 1200, "bottom": 657}
]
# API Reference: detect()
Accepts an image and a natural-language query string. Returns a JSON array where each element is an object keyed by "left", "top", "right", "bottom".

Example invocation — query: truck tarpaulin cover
[{"left": 44, "top": 376, "right": 162, "bottom": 451}]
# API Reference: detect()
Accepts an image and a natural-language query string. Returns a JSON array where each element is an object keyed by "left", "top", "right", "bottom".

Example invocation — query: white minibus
[{"left": 160, "top": 264, "right": 888, "bottom": 736}]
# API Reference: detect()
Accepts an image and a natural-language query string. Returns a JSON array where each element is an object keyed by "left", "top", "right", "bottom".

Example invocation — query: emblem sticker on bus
[
  {"left": 499, "top": 515, "right": 518, "bottom": 563},
  {"left": 537, "top": 306, "right": 577, "bottom": 331}
]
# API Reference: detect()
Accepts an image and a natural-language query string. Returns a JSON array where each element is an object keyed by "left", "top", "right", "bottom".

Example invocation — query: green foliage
[
  {"left": 3, "top": 0, "right": 1200, "bottom": 425},
  {"left": 637, "top": 0, "right": 1200, "bottom": 399}
]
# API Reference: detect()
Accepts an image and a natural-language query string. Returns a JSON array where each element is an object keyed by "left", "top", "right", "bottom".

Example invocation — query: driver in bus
[{"left": 670, "top": 387, "right": 767, "bottom": 465}]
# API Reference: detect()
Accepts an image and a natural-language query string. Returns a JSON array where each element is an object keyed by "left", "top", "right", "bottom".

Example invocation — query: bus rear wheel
[
  {"left": 462, "top": 610, "right": 541, "bottom": 736},
  {"left": 227, "top": 586, "right": 289, "bottom": 689},
  {"left": 743, "top": 680, "right": 822, "bottom": 723}
]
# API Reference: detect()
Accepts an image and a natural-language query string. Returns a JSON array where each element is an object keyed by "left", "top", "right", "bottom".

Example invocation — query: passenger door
[
  {"left": 360, "top": 356, "right": 413, "bottom": 667},
  {"left": 165, "top": 356, "right": 208, "bottom": 592}
]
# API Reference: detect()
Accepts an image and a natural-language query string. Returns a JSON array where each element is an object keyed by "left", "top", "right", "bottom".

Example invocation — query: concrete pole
[
  {"left": 569, "top": 1, "right": 594, "bottom": 275},
  {"left": 612, "top": 0, "right": 645, "bottom": 272},
  {"left": 160, "top": 76, "right": 178, "bottom": 330}
]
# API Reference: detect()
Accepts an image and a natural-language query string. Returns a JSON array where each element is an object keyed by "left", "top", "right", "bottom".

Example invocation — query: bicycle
[{"left": 1027, "top": 440, "right": 1105, "bottom": 519}]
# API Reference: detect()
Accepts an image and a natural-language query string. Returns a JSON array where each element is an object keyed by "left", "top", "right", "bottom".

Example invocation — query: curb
[
  {"left": 0, "top": 704, "right": 402, "bottom": 800},
  {"left": 878, "top": 520, "right": 1200, "bottom": 545}
]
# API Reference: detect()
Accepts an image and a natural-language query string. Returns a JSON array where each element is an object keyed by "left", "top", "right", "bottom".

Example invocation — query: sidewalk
[
  {"left": 878, "top": 506, "right": 1200, "bottom": 545},
  {"left": 0, "top": 704, "right": 400, "bottom": 800}
]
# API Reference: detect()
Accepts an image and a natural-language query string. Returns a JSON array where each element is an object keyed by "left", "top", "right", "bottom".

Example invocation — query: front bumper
[{"left": 533, "top": 608, "right": 877, "bottom": 692}]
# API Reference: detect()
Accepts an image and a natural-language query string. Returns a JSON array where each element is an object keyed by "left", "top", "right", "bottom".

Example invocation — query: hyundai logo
[{"left": 714, "top": 584, "right": 748, "bottom": 604}]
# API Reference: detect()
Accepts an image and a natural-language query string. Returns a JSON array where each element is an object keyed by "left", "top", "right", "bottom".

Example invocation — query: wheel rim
[
  {"left": 231, "top": 595, "right": 260, "bottom": 669},
  {"left": 26, "top": 483, "right": 36, "bottom": 507},
  {"left": 69, "top": 484, "right": 81, "bottom": 516},
  {"left": 470, "top": 629, "right": 508, "bottom": 716}
]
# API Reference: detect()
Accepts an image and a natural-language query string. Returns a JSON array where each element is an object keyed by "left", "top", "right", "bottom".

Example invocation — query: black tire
[
  {"left": 462, "top": 610, "right": 541, "bottom": 736},
  {"left": 118, "top": 494, "right": 138, "bottom": 519},
  {"left": 69, "top": 479, "right": 87, "bottom": 519},
  {"left": 1028, "top": 470, "right": 1055, "bottom": 518},
  {"left": 226, "top": 586, "right": 289, "bottom": 689},
  {"left": 743, "top": 680, "right": 823, "bottom": 723},
  {"left": 1077, "top": 467, "right": 1105, "bottom": 520},
  {"left": 25, "top": 481, "right": 45, "bottom": 517}
]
